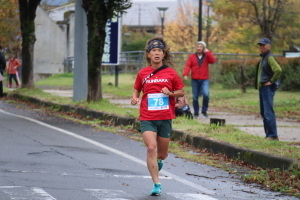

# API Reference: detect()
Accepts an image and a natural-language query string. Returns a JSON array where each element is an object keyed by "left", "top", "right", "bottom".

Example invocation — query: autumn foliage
[
  {"left": 0, "top": 0, "right": 21, "bottom": 55},
  {"left": 163, "top": 0, "right": 198, "bottom": 52},
  {"left": 163, "top": 0, "right": 300, "bottom": 54}
]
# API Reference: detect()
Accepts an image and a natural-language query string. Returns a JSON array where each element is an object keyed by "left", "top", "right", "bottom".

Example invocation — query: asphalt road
[{"left": 0, "top": 100, "right": 297, "bottom": 200}]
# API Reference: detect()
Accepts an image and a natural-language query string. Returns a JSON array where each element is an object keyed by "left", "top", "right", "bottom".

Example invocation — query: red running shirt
[{"left": 134, "top": 66, "right": 185, "bottom": 121}]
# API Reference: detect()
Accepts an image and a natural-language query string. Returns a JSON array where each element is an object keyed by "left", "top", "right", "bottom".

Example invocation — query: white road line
[
  {"left": 168, "top": 192, "right": 218, "bottom": 200},
  {"left": 5, "top": 170, "right": 172, "bottom": 180},
  {"left": 84, "top": 189, "right": 133, "bottom": 199},
  {"left": 0, "top": 109, "right": 216, "bottom": 195},
  {"left": 0, "top": 186, "right": 23, "bottom": 189},
  {"left": 0, "top": 186, "right": 56, "bottom": 200},
  {"left": 111, "top": 174, "right": 173, "bottom": 179}
]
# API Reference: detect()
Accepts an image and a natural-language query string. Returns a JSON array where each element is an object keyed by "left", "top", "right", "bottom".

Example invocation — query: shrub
[
  {"left": 218, "top": 57, "right": 300, "bottom": 91},
  {"left": 281, "top": 64, "right": 300, "bottom": 91},
  {"left": 219, "top": 59, "right": 259, "bottom": 88}
]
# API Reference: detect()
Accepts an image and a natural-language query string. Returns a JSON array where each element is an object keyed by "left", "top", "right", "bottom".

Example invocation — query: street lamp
[{"left": 157, "top": 7, "right": 168, "bottom": 36}]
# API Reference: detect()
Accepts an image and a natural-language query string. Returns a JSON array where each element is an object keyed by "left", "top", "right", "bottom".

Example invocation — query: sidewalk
[{"left": 43, "top": 89, "right": 300, "bottom": 143}]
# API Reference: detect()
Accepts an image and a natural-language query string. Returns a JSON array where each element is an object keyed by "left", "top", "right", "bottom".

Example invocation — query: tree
[
  {"left": 243, "top": 0, "right": 287, "bottom": 40},
  {"left": 81, "top": 0, "right": 131, "bottom": 102},
  {"left": 163, "top": 0, "right": 198, "bottom": 52},
  {"left": 121, "top": 27, "right": 153, "bottom": 51},
  {"left": 18, "top": 0, "right": 41, "bottom": 88},
  {"left": 211, "top": 0, "right": 300, "bottom": 53},
  {"left": 0, "top": 0, "right": 21, "bottom": 55}
]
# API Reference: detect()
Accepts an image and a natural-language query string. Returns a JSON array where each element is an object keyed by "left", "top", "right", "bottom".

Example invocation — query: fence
[{"left": 65, "top": 51, "right": 282, "bottom": 74}]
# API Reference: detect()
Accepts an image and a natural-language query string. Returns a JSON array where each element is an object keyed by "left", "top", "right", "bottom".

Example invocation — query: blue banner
[{"left": 102, "top": 16, "right": 120, "bottom": 65}]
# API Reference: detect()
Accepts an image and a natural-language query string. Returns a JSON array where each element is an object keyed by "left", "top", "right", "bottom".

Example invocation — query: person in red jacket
[
  {"left": 7, "top": 55, "right": 21, "bottom": 88},
  {"left": 183, "top": 41, "right": 216, "bottom": 118}
]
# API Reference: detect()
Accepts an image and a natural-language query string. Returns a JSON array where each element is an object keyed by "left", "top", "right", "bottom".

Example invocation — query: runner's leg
[
  {"left": 157, "top": 136, "right": 170, "bottom": 160},
  {"left": 142, "top": 131, "right": 159, "bottom": 183}
]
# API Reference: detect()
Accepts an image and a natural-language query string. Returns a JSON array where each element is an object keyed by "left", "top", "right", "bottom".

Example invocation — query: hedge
[{"left": 219, "top": 57, "right": 300, "bottom": 91}]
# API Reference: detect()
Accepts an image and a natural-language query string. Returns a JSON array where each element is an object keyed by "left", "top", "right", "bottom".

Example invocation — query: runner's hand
[
  {"left": 131, "top": 97, "right": 139, "bottom": 105},
  {"left": 183, "top": 76, "right": 188, "bottom": 80},
  {"left": 161, "top": 87, "right": 171, "bottom": 95}
]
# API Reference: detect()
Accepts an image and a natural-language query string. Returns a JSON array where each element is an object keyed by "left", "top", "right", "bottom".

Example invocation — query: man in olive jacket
[{"left": 255, "top": 38, "right": 282, "bottom": 140}]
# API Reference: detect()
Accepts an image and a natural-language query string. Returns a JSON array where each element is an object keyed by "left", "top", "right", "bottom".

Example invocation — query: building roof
[{"left": 48, "top": 3, "right": 75, "bottom": 22}]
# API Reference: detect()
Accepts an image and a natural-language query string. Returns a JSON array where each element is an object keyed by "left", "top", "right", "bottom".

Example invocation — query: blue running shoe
[
  {"left": 150, "top": 183, "right": 161, "bottom": 196},
  {"left": 157, "top": 159, "right": 163, "bottom": 171}
]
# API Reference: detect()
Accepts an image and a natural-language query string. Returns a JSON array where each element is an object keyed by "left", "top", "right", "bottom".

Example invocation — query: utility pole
[{"left": 73, "top": 0, "right": 88, "bottom": 101}]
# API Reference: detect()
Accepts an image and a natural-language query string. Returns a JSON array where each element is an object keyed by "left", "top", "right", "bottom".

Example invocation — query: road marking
[
  {"left": 84, "top": 189, "right": 133, "bottom": 199},
  {"left": 0, "top": 186, "right": 219, "bottom": 200},
  {"left": 0, "top": 186, "right": 56, "bottom": 200},
  {"left": 111, "top": 174, "right": 173, "bottom": 179},
  {"left": 5, "top": 169, "right": 172, "bottom": 180},
  {"left": 0, "top": 186, "right": 23, "bottom": 189},
  {"left": 0, "top": 109, "right": 216, "bottom": 195},
  {"left": 168, "top": 192, "right": 218, "bottom": 200}
]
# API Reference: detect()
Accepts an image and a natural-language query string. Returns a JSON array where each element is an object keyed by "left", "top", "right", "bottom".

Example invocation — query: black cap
[{"left": 257, "top": 38, "right": 271, "bottom": 45}]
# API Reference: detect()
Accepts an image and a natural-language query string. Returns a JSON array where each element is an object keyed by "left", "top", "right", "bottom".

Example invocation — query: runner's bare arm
[
  {"left": 131, "top": 89, "right": 141, "bottom": 105},
  {"left": 161, "top": 87, "right": 185, "bottom": 97}
]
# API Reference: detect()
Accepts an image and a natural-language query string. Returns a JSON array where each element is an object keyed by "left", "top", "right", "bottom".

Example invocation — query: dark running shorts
[{"left": 140, "top": 120, "right": 172, "bottom": 138}]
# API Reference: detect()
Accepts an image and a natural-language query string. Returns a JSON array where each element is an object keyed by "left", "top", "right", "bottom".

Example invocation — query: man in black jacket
[{"left": 0, "top": 46, "right": 6, "bottom": 97}]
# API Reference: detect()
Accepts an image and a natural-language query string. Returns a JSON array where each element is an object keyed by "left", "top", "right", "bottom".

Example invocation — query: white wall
[
  {"left": 68, "top": 12, "right": 75, "bottom": 58},
  {"left": 34, "top": 6, "right": 66, "bottom": 81}
]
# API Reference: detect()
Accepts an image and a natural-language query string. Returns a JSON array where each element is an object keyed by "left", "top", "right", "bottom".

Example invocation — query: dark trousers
[
  {"left": 9, "top": 74, "right": 18, "bottom": 87},
  {"left": 259, "top": 85, "right": 278, "bottom": 138},
  {"left": 192, "top": 79, "right": 210, "bottom": 116}
]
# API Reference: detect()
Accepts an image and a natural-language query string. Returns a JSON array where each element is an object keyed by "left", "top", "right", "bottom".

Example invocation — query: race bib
[{"left": 147, "top": 93, "right": 169, "bottom": 110}]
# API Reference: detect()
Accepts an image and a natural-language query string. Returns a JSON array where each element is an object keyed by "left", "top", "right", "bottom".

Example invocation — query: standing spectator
[
  {"left": 131, "top": 36, "right": 185, "bottom": 195},
  {"left": 183, "top": 41, "right": 217, "bottom": 118},
  {"left": 0, "top": 46, "right": 6, "bottom": 97},
  {"left": 7, "top": 55, "right": 21, "bottom": 88},
  {"left": 255, "top": 38, "right": 282, "bottom": 141}
]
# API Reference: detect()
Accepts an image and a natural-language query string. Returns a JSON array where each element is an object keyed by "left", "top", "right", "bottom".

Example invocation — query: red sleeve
[
  {"left": 15, "top": 59, "right": 21, "bottom": 67},
  {"left": 173, "top": 71, "right": 185, "bottom": 90},
  {"left": 206, "top": 51, "right": 217, "bottom": 64},
  {"left": 183, "top": 54, "right": 194, "bottom": 77},
  {"left": 134, "top": 73, "right": 143, "bottom": 91}
]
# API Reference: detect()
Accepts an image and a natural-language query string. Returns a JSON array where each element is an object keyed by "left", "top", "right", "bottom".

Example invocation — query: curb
[
  {"left": 171, "top": 130, "right": 295, "bottom": 169},
  {"left": 8, "top": 93, "right": 297, "bottom": 170}
]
